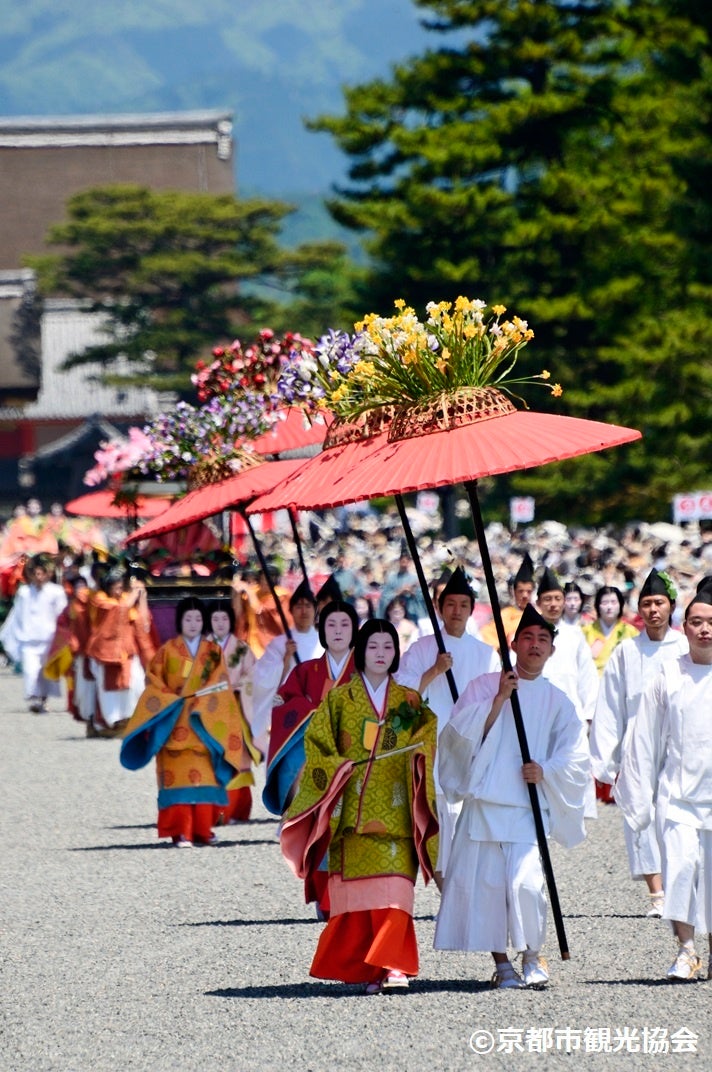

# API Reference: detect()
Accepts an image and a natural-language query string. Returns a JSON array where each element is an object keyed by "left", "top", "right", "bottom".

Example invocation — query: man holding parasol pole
[{"left": 434, "top": 603, "right": 590, "bottom": 987}]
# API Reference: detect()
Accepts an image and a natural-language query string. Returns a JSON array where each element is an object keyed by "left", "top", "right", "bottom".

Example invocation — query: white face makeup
[
  {"left": 363, "top": 632, "right": 395, "bottom": 682},
  {"left": 323, "top": 612, "right": 353, "bottom": 657},
  {"left": 598, "top": 593, "right": 621, "bottom": 626},
  {"left": 181, "top": 608, "right": 204, "bottom": 640},
  {"left": 211, "top": 610, "right": 231, "bottom": 639}
]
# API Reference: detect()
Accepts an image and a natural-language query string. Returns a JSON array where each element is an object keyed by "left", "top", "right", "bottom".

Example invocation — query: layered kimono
[
  {"left": 263, "top": 651, "right": 355, "bottom": 817},
  {"left": 121, "top": 637, "right": 243, "bottom": 842},
  {"left": 86, "top": 591, "right": 151, "bottom": 728},
  {"left": 434, "top": 672, "right": 589, "bottom": 954},
  {"left": 235, "top": 584, "right": 293, "bottom": 658},
  {"left": 281, "top": 674, "right": 438, "bottom": 984},
  {"left": 478, "top": 605, "right": 524, "bottom": 653},
  {"left": 250, "top": 627, "right": 323, "bottom": 753},
  {"left": 66, "top": 589, "right": 97, "bottom": 725}
]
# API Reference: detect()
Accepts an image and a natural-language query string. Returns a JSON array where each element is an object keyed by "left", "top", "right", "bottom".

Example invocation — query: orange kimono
[
  {"left": 121, "top": 636, "right": 243, "bottom": 844},
  {"left": 86, "top": 591, "right": 141, "bottom": 690},
  {"left": 234, "top": 583, "right": 293, "bottom": 658}
]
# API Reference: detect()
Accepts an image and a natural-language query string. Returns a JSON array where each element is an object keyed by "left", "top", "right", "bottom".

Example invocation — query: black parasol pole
[
  {"left": 464, "top": 479, "right": 570, "bottom": 960},
  {"left": 394, "top": 493, "right": 458, "bottom": 704},
  {"left": 287, "top": 508, "right": 310, "bottom": 587},
  {"left": 240, "top": 507, "right": 300, "bottom": 665}
]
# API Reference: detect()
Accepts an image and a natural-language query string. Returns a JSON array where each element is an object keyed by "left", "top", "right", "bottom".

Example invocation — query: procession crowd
[{"left": 2, "top": 501, "right": 712, "bottom": 997}]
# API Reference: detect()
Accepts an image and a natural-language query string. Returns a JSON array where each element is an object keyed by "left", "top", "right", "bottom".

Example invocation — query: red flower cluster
[{"left": 193, "top": 329, "right": 313, "bottom": 402}]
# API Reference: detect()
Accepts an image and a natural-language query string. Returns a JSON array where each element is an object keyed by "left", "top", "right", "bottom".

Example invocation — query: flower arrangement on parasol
[
  {"left": 275, "top": 298, "right": 562, "bottom": 445},
  {"left": 83, "top": 329, "right": 317, "bottom": 494}
]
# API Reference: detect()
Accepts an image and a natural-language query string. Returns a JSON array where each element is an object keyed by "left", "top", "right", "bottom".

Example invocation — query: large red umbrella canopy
[
  {"left": 65, "top": 490, "right": 175, "bottom": 520},
  {"left": 247, "top": 410, "right": 642, "bottom": 513},
  {"left": 252, "top": 408, "right": 329, "bottom": 456},
  {"left": 126, "top": 458, "right": 305, "bottom": 543},
  {"left": 247, "top": 432, "right": 389, "bottom": 515}
]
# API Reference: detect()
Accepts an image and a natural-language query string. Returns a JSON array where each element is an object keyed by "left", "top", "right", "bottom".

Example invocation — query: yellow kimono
[
  {"left": 582, "top": 619, "right": 639, "bottom": 675},
  {"left": 121, "top": 636, "right": 243, "bottom": 808}
]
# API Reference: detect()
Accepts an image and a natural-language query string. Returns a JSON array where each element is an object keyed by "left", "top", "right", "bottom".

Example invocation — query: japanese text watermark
[{"left": 468, "top": 1026, "right": 698, "bottom": 1055}]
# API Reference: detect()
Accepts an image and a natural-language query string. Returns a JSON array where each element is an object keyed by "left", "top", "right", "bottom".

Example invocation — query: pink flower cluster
[{"left": 83, "top": 427, "right": 154, "bottom": 486}]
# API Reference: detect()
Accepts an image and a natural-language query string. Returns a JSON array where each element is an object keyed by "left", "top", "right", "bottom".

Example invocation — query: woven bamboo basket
[
  {"left": 186, "top": 449, "right": 262, "bottom": 490},
  {"left": 388, "top": 387, "right": 516, "bottom": 442},
  {"left": 322, "top": 406, "right": 397, "bottom": 450}
]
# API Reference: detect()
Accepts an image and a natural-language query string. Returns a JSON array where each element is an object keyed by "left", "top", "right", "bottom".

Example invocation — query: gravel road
[{"left": 1, "top": 666, "right": 709, "bottom": 1072}]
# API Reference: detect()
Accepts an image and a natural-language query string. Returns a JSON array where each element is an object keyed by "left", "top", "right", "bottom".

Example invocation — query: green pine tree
[{"left": 310, "top": 0, "right": 712, "bottom": 522}]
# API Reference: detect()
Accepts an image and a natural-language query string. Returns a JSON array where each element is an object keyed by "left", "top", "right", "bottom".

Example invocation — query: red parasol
[
  {"left": 126, "top": 458, "right": 305, "bottom": 544},
  {"left": 252, "top": 408, "right": 329, "bottom": 456},
  {"left": 247, "top": 404, "right": 642, "bottom": 960},
  {"left": 247, "top": 411, "right": 641, "bottom": 513},
  {"left": 65, "top": 490, "right": 175, "bottom": 520}
]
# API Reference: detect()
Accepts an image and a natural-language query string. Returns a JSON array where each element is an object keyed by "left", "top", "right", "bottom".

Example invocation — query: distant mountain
[{"left": 0, "top": 0, "right": 434, "bottom": 206}]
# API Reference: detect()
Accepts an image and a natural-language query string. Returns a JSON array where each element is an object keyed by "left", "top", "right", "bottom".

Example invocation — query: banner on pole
[
  {"left": 510, "top": 496, "right": 535, "bottom": 526},
  {"left": 672, "top": 491, "right": 712, "bottom": 523}
]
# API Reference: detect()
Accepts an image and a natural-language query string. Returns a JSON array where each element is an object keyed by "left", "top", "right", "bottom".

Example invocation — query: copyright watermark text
[{"left": 469, "top": 1026, "right": 698, "bottom": 1055}]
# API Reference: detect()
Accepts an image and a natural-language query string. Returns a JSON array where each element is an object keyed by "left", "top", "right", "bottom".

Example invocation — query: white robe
[
  {"left": 12, "top": 581, "right": 67, "bottom": 699},
  {"left": 396, "top": 631, "right": 500, "bottom": 736},
  {"left": 541, "top": 620, "right": 599, "bottom": 818},
  {"left": 617, "top": 656, "right": 712, "bottom": 833},
  {"left": 396, "top": 630, "right": 500, "bottom": 872},
  {"left": 590, "top": 629, "right": 688, "bottom": 878},
  {"left": 542, "top": 620, "right": 598, "bottom": 722},
  {"left": 616, "top": 656, "right": 712, "bottom": 929},
  {"left": 434, "top": 672, "right": 589, "bottom": 952}
]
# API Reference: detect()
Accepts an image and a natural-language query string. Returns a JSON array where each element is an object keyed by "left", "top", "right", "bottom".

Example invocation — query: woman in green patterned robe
[{"left": 281, "top": 618, "right": 439, "bottom": 993}]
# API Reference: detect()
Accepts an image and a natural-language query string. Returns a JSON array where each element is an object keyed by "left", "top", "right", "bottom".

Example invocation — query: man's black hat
[
  {"left": 514, "top": 602, "right": 557, "bottom": 640},
  {"left": 640, "top": 567, "right": 676, "bottom": 602},
  {"left": 537, "top": 566, "right": 563, "bottom": 597}
]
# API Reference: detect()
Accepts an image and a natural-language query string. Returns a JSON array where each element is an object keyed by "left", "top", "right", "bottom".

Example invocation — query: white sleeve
[
  {"left": 539, "top": 697, "right": 590, "bottom": 848},
  {"left": 576, "top": 634, "right": 599, "bottom": 720},
  {"left": 589, "top": 644, "right": 627, "bottom": 783},
  {"left": 437, "top": 674, "right": 500, "bottom": 803},
  {"left": 616, "top": 671, "right": 667, "bottom": 831},
  {"left": 252, "top": 637, "right": 287, "bottom": 692},
  {"left": 394, "top": 638, "right": 432, "bottom": 691}
]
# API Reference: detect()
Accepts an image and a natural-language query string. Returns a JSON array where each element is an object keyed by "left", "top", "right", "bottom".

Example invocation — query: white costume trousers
[
  {"left": 21, "top": 640, "right": 60, "bottom": 700},
  {"left": 623, "top": 817, "right": 661, "bottom": 880},
  {"left": 91, "top": 655, "right": 144, "bottom": 727},
  {"left": 73, "top": 655, "right": 97, "bottom": 723},
  {"left": 658, "top": 819, "right": 712, "bottom": 932},
  {"left": 434, "top": 832, "right": 546, "bottom": 953},
  {"left": 435, "top": 793, "right": 461, "bottom": 875}
]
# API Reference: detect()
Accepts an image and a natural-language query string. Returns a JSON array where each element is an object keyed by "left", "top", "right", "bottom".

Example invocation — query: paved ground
[{"left": 1, "top": 666, "right": 710, "bottom": 1072}]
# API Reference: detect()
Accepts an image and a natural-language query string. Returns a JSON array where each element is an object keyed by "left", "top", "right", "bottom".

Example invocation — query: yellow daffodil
[{"left": 304, "top": 295, "right": 554, "bottom": 415}]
